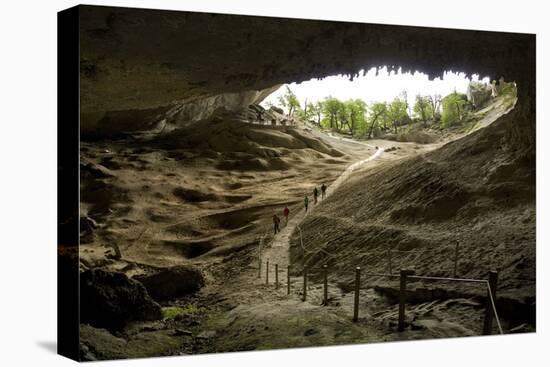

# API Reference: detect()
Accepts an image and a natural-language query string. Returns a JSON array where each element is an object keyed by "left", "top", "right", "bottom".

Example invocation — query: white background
[{"left": 0, "top": 0, "right": 547, "bottom": 365}]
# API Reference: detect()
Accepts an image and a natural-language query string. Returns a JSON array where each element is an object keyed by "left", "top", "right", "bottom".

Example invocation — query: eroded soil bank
[{"left": 75, "top": 95, "right": 534, "bottom": 360}]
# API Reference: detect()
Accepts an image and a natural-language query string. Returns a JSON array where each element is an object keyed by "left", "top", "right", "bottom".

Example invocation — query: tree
[
  {"left": 308, "top": 101, "right": 323, "bottom": 126},
  {"left": 441, "top": 92, "right": 468, "bottom": 127},
  {"left": 277, "top": 86, "right": 301, "bottom": 117},
  {"left": 387, "top": 97, "right": 409, "bottom": 134},
  {"left": 428, "top": 94, "right": 442, "bottom": 121},
  {"left": 337, "top": 102, "right": 352, "bottom": 134},
  {"left": 400, "top": 90, "right": 412, "bottom": 116},
  {"left": 322, "top": 96, "right": 343, "bottom": 131},
  {"left": 413, "top": 95, "right": 432, "bottom": 127},
  {"left": 366, "top": 102, "right": 387, "bottom": 139},
  {"left": 346, "top": 99, "right": 368, "bottom": 136}
]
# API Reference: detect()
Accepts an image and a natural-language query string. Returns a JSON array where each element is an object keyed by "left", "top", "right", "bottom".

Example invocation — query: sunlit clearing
[{"left": 261, "top": 67, "right": 490, "bottom": 110}]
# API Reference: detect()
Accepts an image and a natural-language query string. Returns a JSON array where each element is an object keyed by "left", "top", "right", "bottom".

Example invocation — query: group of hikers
[
  {"left": 305, "top": 183, "right": 327, "bottom": 211},
  {"left": 272, "top": 183, "right": 327, "bottom": 235}
]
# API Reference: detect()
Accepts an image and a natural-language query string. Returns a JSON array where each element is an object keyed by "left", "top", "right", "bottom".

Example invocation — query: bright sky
[{"left": 261, "top": 67, "right": 490, "bottom": 110}]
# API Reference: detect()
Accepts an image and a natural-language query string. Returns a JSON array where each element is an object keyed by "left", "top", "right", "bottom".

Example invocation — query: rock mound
[
  {"left": 292, "top": 108, "right": 535, "bottom": 300},
  {"left": 80, "top": 269, "right": 163, "bottom": 331},
  {"left": 134, "top": 265, "right": 205, "bottom": 301},
  {"left": 467, "top": 81, "right": 493, "bottom": 108},
  {"left": 153, "top": 119, "right": 344, "bottom": 159}
]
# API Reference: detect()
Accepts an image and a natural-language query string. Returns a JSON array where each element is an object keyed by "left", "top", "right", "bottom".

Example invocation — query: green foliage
[
  {"left": 271, "top": 84, "right": 477, "bottom": 139},
  {"left": 321, "top": 96, "right": 343, "bottom": 131},
  {"left": 387, "top": 97, "right": 409, "bottom": 133},
  {"left": 413, "top": 95, "right": 433, "bottom": 126},
  {"left": 319, "top": 97, "right": 368, "bottom": 136},
  {"left": 441, "top": 92, "right": 468, "bottom": 127},
  {"left": 162, "top": 304, "right": 204, "bottom": 320},
  {"left": 276, "top": 86, "right": 301, "bottom": 117},
  {"left": 346, "top": 99, "right": 368, "bottom": 136},
  {"left": 428, "top": 94, "right": 442, "bottom": 122},
  {"left": 303, "top": 101, "right": 323, "bottom": 124},
  {"left": 366, "top": 102, "right": 388, "bottom": 138},
  {"left": 498, "top": 81, "right": 517, "bottom": 98}
]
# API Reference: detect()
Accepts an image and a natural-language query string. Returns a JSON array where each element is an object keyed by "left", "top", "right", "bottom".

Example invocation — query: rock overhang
[{"left": 77, "top": 4, "right": 535, "bottom": 148}]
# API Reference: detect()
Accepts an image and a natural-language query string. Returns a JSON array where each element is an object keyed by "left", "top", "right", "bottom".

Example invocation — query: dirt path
[
  {"left": 196, "top": 134, "right": 459, "bottom": 352},
  {"left": 260, "top": 146, "right": 384, "bottom": 272},
  {"left": 196, "top": 144, "right": 410, "bottom": 352}
]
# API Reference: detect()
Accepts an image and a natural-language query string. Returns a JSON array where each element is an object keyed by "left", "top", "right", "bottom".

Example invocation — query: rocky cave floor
[{"left": 74, "top": 99, "right": 534, "bottom": 361}]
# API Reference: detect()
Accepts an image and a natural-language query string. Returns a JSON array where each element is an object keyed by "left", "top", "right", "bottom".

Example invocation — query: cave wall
[
  {"left": 78, "top": 5, "right": 535, "bottom": 151},
  {"left": 164, "top": 86, "right": 280, "bottom": 127}
]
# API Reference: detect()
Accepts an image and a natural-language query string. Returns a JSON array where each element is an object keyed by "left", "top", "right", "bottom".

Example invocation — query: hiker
[
  {"left": 273, "top": 214, "right": 281, "bottom": 234},
  {"left": 313, "top": 187, "right": 319, "bottom": 204},
  {"left": 321, "top": 183, "right": 327, "bottom": 200},
  {"left": 283, "top": 206, "right": 290, "bottom": 226},
  {"left": 304, "top": 196, "right": 309, "bottom": 212}
]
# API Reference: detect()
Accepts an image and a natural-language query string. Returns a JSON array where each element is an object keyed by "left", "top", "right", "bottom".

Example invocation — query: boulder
[
  {"left": 80, "top": 269, "right": 163, "bottom": 331},
  {"left": 269, "top": 106, "right": 284, "bottom": 115},
  {"left": 466, "top": 81, "right": 492, "bottom": 108},
  {"left": 134, "top": 265, "right": 205, "bottom": 302}
]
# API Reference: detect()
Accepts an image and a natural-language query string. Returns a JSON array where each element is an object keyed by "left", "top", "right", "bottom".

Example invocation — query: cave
[
  {"left": 59, "top": 4, "right": 536, "bottom": 361},
  {"left": 78, "top": 5, "right": 534, "bottom": 158}
]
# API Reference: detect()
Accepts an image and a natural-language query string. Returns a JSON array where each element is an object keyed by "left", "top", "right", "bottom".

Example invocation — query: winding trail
[
  {"left": 197, "top": 143, "right": 392, "bottom": 353},
  {"left": 260, "top": 146, "right": 384, "bottom": 271},
  {"left": 203, "top": 136, "right": 456, "bottom": 352}
]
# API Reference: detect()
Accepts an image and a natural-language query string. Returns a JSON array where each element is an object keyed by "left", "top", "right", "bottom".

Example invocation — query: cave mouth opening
[{"left": 258, "top": 66, "right": 516, "bottom": 140}]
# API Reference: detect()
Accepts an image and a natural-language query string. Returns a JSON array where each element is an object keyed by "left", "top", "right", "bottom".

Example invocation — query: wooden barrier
[
  {"left": 483, "top": 271, "right": 499, "bottom": 335},
  {"left": 258, "top": 221, "right": 503, "bottom": 335},
  {"left": 353, "top": 267, "right": 361, "bottom": 322},
  {"left": 266, "top": 260, "right": 269, "bottom": 285},
  {"left": 287, "top": 265, "right": 291, "bottom": 295},
  {"left": 258, "top": 240, "right": 262, "bottom": 279},
  {"left": 398, "top": 269, "right": 415, "bottom": 331}
]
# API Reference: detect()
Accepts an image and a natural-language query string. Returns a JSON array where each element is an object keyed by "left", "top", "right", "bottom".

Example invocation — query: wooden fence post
[
  {"left": 266, "top": 259, "right": 269, "bottom": 285},
  {"left": 453, "top": 241, "right": 460, "bottom": 278},
  {"left": 258, "top": 239, "right": 262, "bottom": 279},
  {"left": 398, "top": 269, "right": 414, "bottom": 332},
  {"left": 323, "top": 264, "right": 328, "bottom": 306},
  {"left": 483, "top": 271, "right": 499, "bottom": 335},
  {"left": 302, "top": 267, "right": 308, "bottom": 301},
  {"left": 112, "top": 243, "right": 122, "bottom": 260},
  {"left": 275, "top": 264, "right": 279, "bottom": 289},
  {"left": 353, "top": 267, "right": 361, "bottom": 322},
  {"left": 287, "top": 265, "right": 291, "bottom": 295}
]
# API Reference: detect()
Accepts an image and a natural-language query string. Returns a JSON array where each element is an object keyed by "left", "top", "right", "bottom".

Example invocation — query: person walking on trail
[
  {"left": 313, "top": 187, "right": 319, "bottom": 204},
  {"left": 321, "top": 183, "right": 327, "bottom": 200},
  {"left": 283, "top": 206, "right": 290, "bottom": 226},
  {"left": 304, "top": 196, "right": 309, "bottom": 212},
  {"left": 273, "top": 214, "right": 281, "bottom": 234}
]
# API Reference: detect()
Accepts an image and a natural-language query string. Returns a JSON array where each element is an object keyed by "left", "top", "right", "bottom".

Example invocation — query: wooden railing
[{"left": 260, "top": 259, "right": 504, "bottom": 335}]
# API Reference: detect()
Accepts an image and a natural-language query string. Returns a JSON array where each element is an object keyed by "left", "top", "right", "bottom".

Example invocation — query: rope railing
[
  {"left": 261, "top": 222, "right": 512, "bottom": 336},
  {"left": 486, "top": 279, "right": 504, "bottom": 335},
  {"left": 260, "top": 258, "right": 505, "bottom": 335},
  {"left": 257, "top": 223, "right": 517, "bottom": 336},
  {"left": 295, "top": 225, "right": 530, "bottom": 279},
  {"left": 252, "top": 145, "right": 519, "bottom": 336},
  {"left": 408, "top": 275, "right": 487, "bottom": 284}
]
